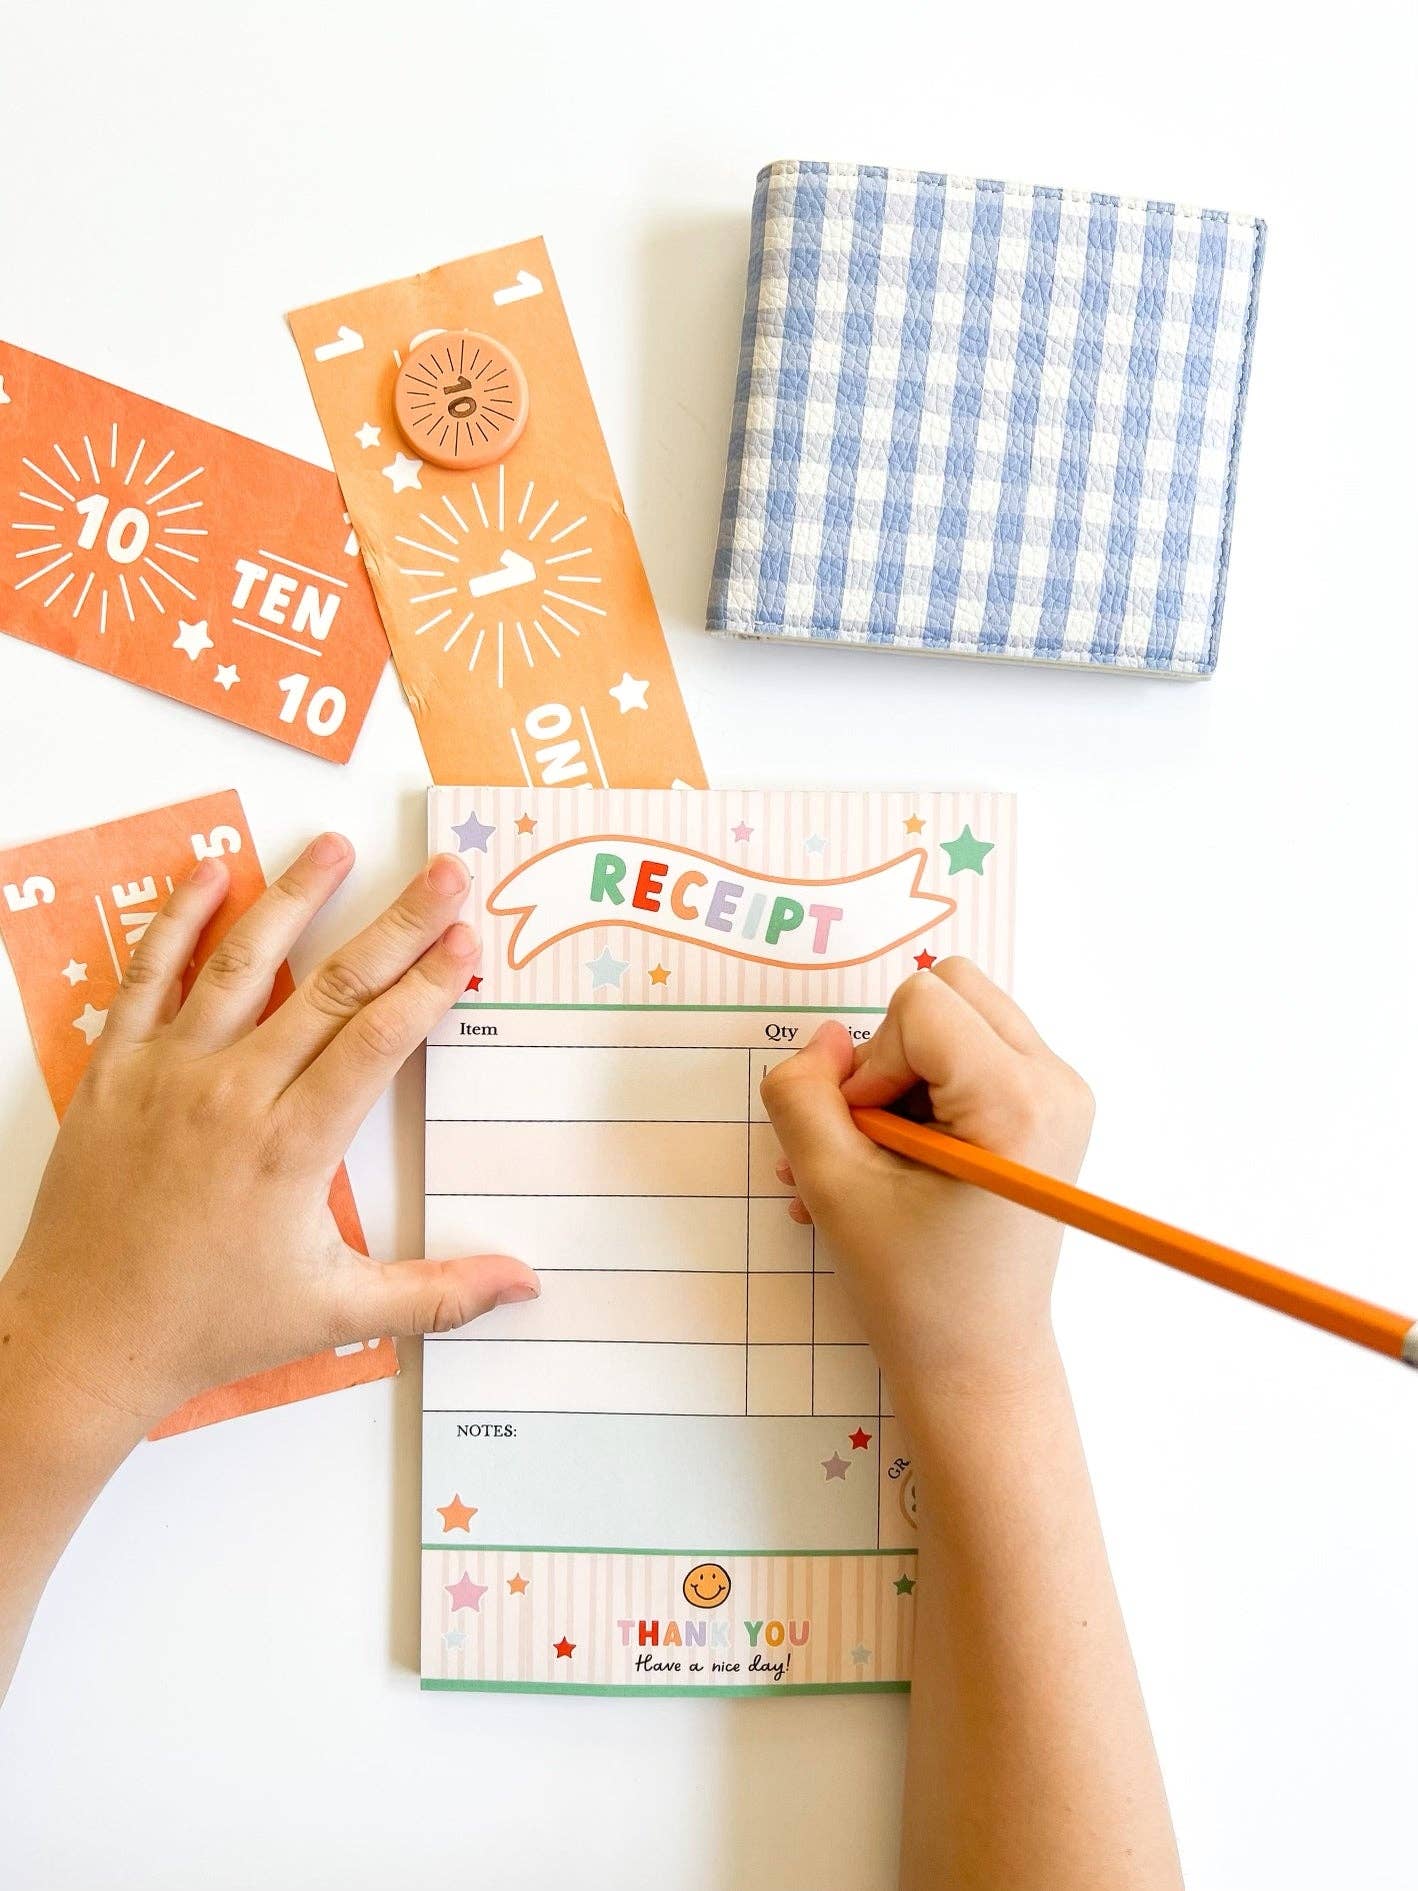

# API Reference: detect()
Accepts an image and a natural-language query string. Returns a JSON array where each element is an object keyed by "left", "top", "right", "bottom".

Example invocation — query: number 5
[
  {"left": 191, "top": 826, "right": 243, "bottom": 861},
  {"left": 4, "top": 875, "right": 56, "bottom": 911}
]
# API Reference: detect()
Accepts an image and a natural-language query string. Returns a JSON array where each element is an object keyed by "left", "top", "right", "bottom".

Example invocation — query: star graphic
[
  {"left": 913, "top": 950, "right": 936, "bottom": 970},
  {"left": 60, "top": 960, "right": 87, "bottom": 986},
  {"left": 507, "top": 1573, "right": 529, "bottom": 1595},
  {"left": 436, "top": 1494, "right": 478, "bottom": 1533},
  {"left": 586, "top": 946, "right": 629, "bottom": 992},
  {"left": 894, "top": 1573, "right": 917, "bottom": 1596},
  {"left": 514, "top": 813, "right": 537, "bottom": 836},
  {"left": 451, "top": 809, "right": 495, "bottom": 852},
  {"left": 355, "top": 421, "right": 382, "bottom": 450},
  {"left": 465, "top": 973, "right": 483, "bottom": 993},
  {"left": 904, "top": 814, "right": 926, "bottom": 835},
  {"left": 732, "top": 821, "right": 754, "bottom": 843},
  {"left": 805, "top": 834, "right": 826, "bottom": 855},
  {"left": 71, "top": 1003, "right": 107, "bottom": 1046},
  {"left": 648, "top": 964, "right": 670, "bottom": 986},
  {"left": 940, "top": 824, "right": 995, "bottom": 876},
  {"left": 382, "top": 450, "right": 423, "bottom": 493},
  {"left": 443, "top": 1627, "right": 466, "bottom": 1649},
  {"left": 607, "top": 671, "right": 649, "bottom": 714},
  {"left": 553, "top": 1635, "right": 575, "bottom": 1659},
  {"left": 444, "top": 1573, "right": 488, "bottom": 1612},
  {"left": 172, "top": 618, "right": 213, "bottom": 661},
  {"left": 821, "top": 1451, "right": 850, "bottom": 1481},
  {"left": 848, "top": 1427, "right": 872, "bottom": 1451},
  {"left": 850, "top": 1643, "right": 872, "bottom": 1668},
  {"left": 213, "top": 663, "right": 240, "bottom": 691}
]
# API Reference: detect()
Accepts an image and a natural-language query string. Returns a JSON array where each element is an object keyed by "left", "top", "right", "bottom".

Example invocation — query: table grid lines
[{"left": 425, "top": 1026, "right": 889, "bottom": 1548}]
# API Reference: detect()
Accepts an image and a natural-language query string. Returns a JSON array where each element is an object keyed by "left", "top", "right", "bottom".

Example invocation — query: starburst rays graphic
[
  {"left": 396, "top": 334, "right": 517, "bottom": 460},
  {"left": 8, "top": 422, "right": 206, "bottom": 632},
  {"left": 394, "top": 464, "right": 604, "bottom": 689}
]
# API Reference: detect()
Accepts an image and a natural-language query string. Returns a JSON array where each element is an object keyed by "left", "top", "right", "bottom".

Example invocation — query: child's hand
[
  {"left": 760, "top": 960, "right": 1092, "bottom": 1414},
  {"left": 1, "top": 836, "right": 537, "bottom": 1435}
]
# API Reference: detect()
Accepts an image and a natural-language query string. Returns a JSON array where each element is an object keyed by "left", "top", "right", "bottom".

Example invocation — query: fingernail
[
  {"left": 309, "top": 831, "right": 349, "bottom": 866},
  {"left": 443, "top": 921, "right": 478, "bottom": 958},
  {"left": 496, "top": 1278, "right": 540, "bottom": 1306},
  {"left": 773, "top": 1157, "right": 793, "bottom": 1182},
  {"left": 428, "top": 853, "right": 469, "bottom": 897},
  {"left": 190, "top": 857, "right": 223, "bottom": 886}
]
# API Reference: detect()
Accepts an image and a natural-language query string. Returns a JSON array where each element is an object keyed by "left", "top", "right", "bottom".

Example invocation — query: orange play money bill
[
  {"left": 0, "top": 791, "right": 396, "bottom": 1439},
  {"left": 288, "top": 240, "right": 706, "bottom": 789},
  {"left": 0, "top": 342, "right": 388, "bottom": 763}
]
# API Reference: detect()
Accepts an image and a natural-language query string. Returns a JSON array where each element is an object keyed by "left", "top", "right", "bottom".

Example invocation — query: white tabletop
[{"left": 1, "top": 6, "right": 1414, "bottom": 1887}]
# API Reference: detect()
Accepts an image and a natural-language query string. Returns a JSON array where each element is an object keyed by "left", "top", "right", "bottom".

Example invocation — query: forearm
[
  {"left": 0, "top": 1274, "right": 143, "bottom": 1703},
  {"left": 897, "top": 1341, "right": 1182, "bottom": 1891}
]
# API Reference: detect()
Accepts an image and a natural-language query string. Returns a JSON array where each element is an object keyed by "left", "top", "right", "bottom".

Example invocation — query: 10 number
[
  {"left": 276, "top": 672, "right": 346, "bottom": 737},
  {"left": 74, "top": 493, "right": 149, "bottom": 565}
]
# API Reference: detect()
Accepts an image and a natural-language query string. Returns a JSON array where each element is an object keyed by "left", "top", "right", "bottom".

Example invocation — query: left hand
[{"left": 0, "top": 834, "right": 537, "bottom": 1435}]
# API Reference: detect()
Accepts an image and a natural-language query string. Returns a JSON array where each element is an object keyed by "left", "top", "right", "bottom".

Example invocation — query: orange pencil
[{"left": 850, "top": 1107, "right": 1418, "bottom": 1367}]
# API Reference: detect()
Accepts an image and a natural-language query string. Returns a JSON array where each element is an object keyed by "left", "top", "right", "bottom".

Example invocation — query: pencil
[{"left": 850, "top": 1107, "right": 1418, "bottom": 1367}]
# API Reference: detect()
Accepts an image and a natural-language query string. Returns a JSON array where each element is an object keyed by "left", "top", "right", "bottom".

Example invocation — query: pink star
[
  {"left": 732, "top": 821, "right": 754, "bottom": 843},
  {"left": 445, "top": 1572, "right": 488, "bottom": 1612}
]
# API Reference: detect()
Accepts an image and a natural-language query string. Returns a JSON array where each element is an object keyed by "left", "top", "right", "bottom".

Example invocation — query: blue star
[
  {"left": 805, "top": 833, "right": 826, "bottom": 855},
  {"left": 443, "top": 1627, "right": 466, "bottom": 1649},
  {"left": 451, "top": 809, "right": 495, "bottom": 853},
  {"left": 849, "top": 1643, "right": 871, "bottom": 1667},
  {"left": 585, "top": 946, "right": 629, "bottom": 992}
]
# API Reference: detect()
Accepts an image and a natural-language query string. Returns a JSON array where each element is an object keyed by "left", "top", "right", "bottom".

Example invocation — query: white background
[{"left": 1, "top": 4, "right": 1414, "bottom": 1886}]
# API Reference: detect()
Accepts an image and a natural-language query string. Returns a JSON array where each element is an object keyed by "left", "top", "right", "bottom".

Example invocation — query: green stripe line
[
  {"left": 422, "top": 1543, "right": 917, "bottom": 1557},
  {"left": 422, "top": 1678, "right": 909, "bottom": 1698},
  {"left": 449, "top": 1003, "right": 885, "bottom": 1013}
]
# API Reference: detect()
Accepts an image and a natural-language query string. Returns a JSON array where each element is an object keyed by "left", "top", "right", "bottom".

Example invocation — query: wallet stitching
[{"left": 755, "top": 157, "right": 1263, "bottom": 233}]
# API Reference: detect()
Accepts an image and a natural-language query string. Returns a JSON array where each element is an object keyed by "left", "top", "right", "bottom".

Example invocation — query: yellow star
[
  {"left": 904, "top": 814, "right": 925, "bottom": 835},
  {"left": 648, "top": 964, "right": 670, "bottom": 986},
  {"left": 436, "top": 1493, "right": 478, "bottom": 1533},
  {"left": 507, "top": 1572, "right": 529, "bottom": 1595},
  {"left": 515, "top": 814, "right": 537, "bottom": 836}
]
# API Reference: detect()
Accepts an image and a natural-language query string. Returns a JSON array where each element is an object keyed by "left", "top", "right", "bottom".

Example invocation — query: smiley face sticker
[{"left": 682, "top": 1562, "right": 732, "bottom": 1610}]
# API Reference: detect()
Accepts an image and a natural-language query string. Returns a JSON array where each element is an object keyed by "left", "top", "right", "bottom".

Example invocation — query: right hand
[{"left": 759, "top": 959, "right": 1093, "bottom": 1414}]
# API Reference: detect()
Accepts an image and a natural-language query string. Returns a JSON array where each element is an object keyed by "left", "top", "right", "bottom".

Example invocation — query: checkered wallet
[{"left": 707, "top": 161, "right": 1265, "bottom": 676}]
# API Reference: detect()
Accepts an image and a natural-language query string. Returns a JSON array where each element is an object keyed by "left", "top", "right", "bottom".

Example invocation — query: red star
[
  {"left": 553, "top": 1635, "right": 575, "bottom": 1659},
  {"left": 913, "top": 950, "right": 935, "bottom": 970},
  {"left": 465, "top": 973, "right": 483, "bottom": 993},
  {"left": 848, "top": 1427, "right": 872, "bottom": 1450}
]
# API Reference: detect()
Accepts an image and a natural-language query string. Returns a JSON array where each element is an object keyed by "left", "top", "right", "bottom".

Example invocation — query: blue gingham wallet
[{"left": 707, "top": 161, "right": 1265, "bottom": 675}]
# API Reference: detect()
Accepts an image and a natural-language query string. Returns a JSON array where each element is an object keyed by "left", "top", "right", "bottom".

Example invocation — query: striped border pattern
[
  {"left": 707, "top": 161, "right": 1265, "bottom": 675},
  {"left": 422, "top": 1548, "right": 917, "bottom": 1692}
]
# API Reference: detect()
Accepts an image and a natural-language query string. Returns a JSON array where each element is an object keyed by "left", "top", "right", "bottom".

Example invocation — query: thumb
[
  {"left": 339, "top": 1250, "right": 540, "bottom": 1341},
  {"left": 759, "top": 1020, "right": 874, "bottom": 1204}
]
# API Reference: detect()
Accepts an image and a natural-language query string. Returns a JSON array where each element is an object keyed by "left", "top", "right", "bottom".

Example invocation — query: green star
[
  {"left": 893, "top": 1572, "right": 916, "bottom": 1596},
  {"left": 940, "top": 824, "right": 994, "bottom": 876}
]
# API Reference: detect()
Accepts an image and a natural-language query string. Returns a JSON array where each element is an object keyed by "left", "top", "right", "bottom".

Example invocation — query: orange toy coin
[{"left": 393, "top": 330, "right": 529, "bottom": 469}]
